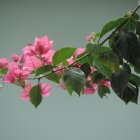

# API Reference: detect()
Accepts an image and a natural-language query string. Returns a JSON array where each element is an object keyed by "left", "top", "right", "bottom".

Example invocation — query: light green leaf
[
  {"left": 52, "top": 47, "right": 76, "bottom": 65},
  {"left": 29, "top": 85, "right": 42, "bottom": 108}
]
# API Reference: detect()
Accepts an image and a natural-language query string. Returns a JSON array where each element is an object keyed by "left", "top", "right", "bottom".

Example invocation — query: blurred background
[{"left": 0, "top": 0, "right": 140, "bottom": 140}]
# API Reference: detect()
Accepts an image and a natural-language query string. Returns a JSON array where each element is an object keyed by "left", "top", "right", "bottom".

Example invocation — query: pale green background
[{"left": 0, "top": 0, "right": 140, "bottom": 140}]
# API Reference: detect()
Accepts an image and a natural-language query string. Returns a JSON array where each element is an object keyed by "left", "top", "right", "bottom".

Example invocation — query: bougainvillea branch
[{"left": 0, "top": 1, "right": 140, "bottom": 108}]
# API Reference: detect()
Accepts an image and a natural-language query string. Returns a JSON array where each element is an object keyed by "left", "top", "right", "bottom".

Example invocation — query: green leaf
[
  {"left": 63, "top": 67, "right": 86, "bottom": 96},
  {"left": 29, "top": 85, "right": 42, "bottom": 108},
  {"left": 122, "top": 17, "right": 137, "bottom": 31},
  {"left": 35, "top": 65, "right": 55, "bottom": 77},
  {"left": 98, "top": 85, "right": 110, "bottom": 98},
  {"left": 86, "top": 43, "right": 112, "bottom": 54},
  {"left": 0, "top": 68, "right": 8, "bottom": 76},
  {"left": 52, "top": 47, "right": 76, "bottom": 65},
  {"left": 74, "top": 52, "right": 90, "bottom": 65},
  {"left": 90, "top": 32, "right": 101, "bottom": 43},
  {"left": 80, "top": 63, "right": 91, "bottom": 78},
  {"left": 92, "top": 71, "right": 105, "bottom": 83},
  {"left": 46, "top": 73, "right": 59, "bottom": 83},
  {"left": 130, "top": 73, "right": 140, "bottom": 87},
  {"left": 99, "top": 17, "right": 128, "bottom": 39},
  {"left": 92, "top": 52, "right": 120, "bottom": 78}
]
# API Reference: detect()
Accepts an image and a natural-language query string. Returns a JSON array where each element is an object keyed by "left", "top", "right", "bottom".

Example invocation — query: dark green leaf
[
  {"left": 111, "top": 31, "right": 140, "bottom": 69},
  {"left": 130, "top": 73, "right": 140, "bottom": 86},
  {"left": 136, "top": 21, "right": 140, "bottom": 35},
  {"left": 111, "top": 65, "right": 129, "bottom": 95},
  {"left": 92, "top": 71, "right": 105, "bottom": 83},
  {"left": 63, "top": 67, "right": 86, "bottom": 96},
  {"left": 99, "top": 17, "right": 128, "bottom": 39},
  {"left": 98, "top": 85, "right": 110, "bottom": 98},
  {"left": 117, "top": 80, "right": 139, "bottom": 104},
  {"left": 46, "top": 73, "right": 59, "bottom": 83},
  {"left": 52, "top": 47, "right": 76, "bottom": 65},
  {"left": 35, "top": 65, "right": 55, "bottom": 77},
  {"left": 29, "top": 85, "right": 42, "bottom": 108},
  {"left": 134, "top": 67, "right": 140, "bottom": 74},
  {"left": 80, "top": 63, "right": 91, "bottom": 78},
  {"left": 132, "top": 13, "right": 139, "bottom": 20}
]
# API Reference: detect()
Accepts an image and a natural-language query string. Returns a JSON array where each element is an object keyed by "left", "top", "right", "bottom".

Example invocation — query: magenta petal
[
  {"left": 40, "top": 83, "right": 51, "bottom": 97},
  {"left": 19, "top": 84, "right": 32, "bottom": 101}
]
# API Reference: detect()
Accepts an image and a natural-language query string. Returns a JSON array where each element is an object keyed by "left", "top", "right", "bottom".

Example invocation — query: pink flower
[
  {"left": 4, "top": 73, "right": 15, "bottom": 83},
  {"left": 83, "top": 86, "right": 96, "bottom": 94},
  {"left": 22, "top": 44, "right": 35, "bottom": 56},
  {"left": 12, "top": 69, "right": 29, "bottom": 81},
  {"left": 19, "top": 55, "right": 26, "bottom": 63},
  {"left": 59, "top": 82, "right": 65, "bottom": 89},
  {"left": 86, "top": 32, "right": 95, "bottom": 42},
  {"left": 83, "top": 81, "right": 97, "bottom": 95},
  {"left": 67, "top": 48, "right": 85, "bottom": 66},
  {"left": 39, "top": 83, "right": 51, "bottom": 97},
  {"left": 34, "top": 36, "right": 53, "bottom": 55},
  {"left": 19, "top": 84, "right": 32, "bottom": 101},
  {"left": 4, "top": 62, "right": 31, "bottom": 84},
  {"left": 0, "top": 58, "right": 8, "bottom": 69},
  {"left": 11, "top": 54, "right": 19, "bottom": 62},
  {"left": 73, "top": 48, "right": 85, "bottom": 57},
  {"left": 98, "top": 80, "right": 111, "bottom": 88},
  {"left": 41, "top": 50, "right": 55, "bottom": 65},
  {"left": 24, "top": 56, "right": 42, "bottom": 70},
  {"left": 19, "top": 83, "right": 51, "bottom": 101}
]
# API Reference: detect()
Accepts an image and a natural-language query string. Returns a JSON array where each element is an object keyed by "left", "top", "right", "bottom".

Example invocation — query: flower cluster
[{"left": 0, "top": 35, "right": 110, "bottom": 107}]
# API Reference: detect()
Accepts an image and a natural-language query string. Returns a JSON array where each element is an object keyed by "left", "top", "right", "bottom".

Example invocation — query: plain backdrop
[{"left": 0, "top": 0, "right": 140, "bottom": 140}]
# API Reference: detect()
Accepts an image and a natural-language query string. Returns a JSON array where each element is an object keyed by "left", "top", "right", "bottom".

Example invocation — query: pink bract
[
  {"left": 19, "top": 84, "right": 32, "bottom": 101},
  {"left": 73, "top": 48, "right": 85, "bottom": 57},
  {"left": 0, "top": 58, "right": 8, "bottom": 69},
  {"left": 22, "top": 44, "right": 35, "bottom": 56},
  {"left": 41, "top": 50, "right": 55, "bottom": 65},
  {"left": 34, "top": 36, "right": 53, "bottom": 55},
  {"left": 11, "top": 54, "right": 19, "bottom": 62},
  {"left": 86, "top": 32, "right": 95, "bottom": 42},
  {"left": 99, "top": 80, "right": 111, "bottom": 88},
  {"left": 24, "top": 56, "right": 42, "bottom": 70},
  {"left": 39, "top": 83, "right": 51, "bottom": 97}
]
